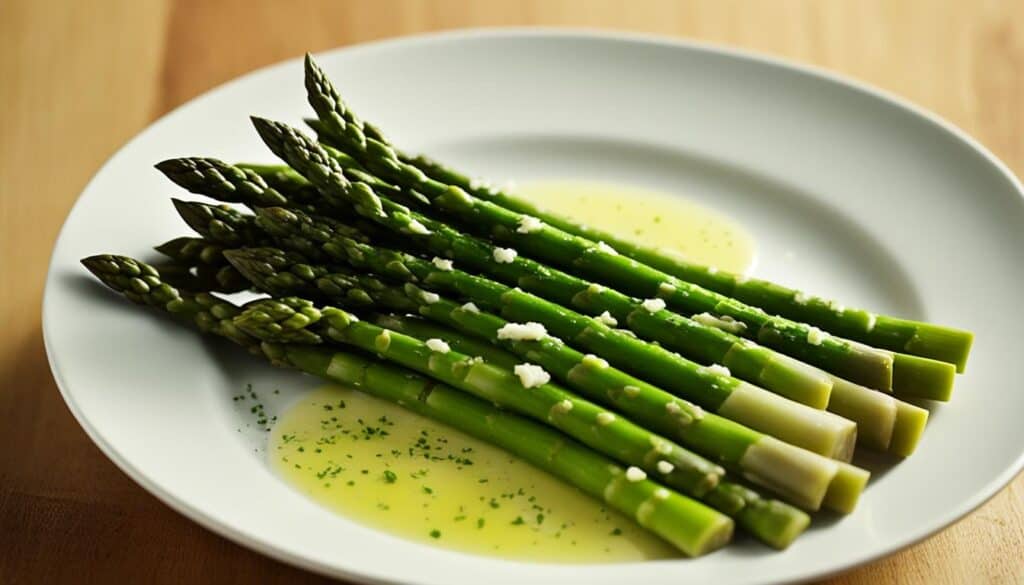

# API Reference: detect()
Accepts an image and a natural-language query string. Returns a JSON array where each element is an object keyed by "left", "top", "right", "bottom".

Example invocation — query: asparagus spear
[
  {"left": 301, "top": 54, "right": 956, "bottom": 398},
  {"left": 235, "top": 295, "right": 816, "bottom": 545},
  {"left": 81, "top": 255, "right": 733, "bottom": 556},
  {"left": 403, "top": 153, "right": 974, "bottom": 372},
  {"left": 226, "top": 246, "right": 853, "bottom": 514},
  {"left": 162, "top": 156, "right": 835, "bottom": 409},
  {"left": 250, "top": 207, "right": 858, "bottom": 462}
]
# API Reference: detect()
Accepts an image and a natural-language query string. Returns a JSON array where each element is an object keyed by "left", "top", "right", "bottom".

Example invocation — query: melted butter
[
  {"left": 270, "top": 181, "right": 754, "bottom": 561},
  {"left": 270, "top": 385, "right": 675, "bottom": 562},
  {"left": 517, "top": 180, "right": 755, "bottom": 274}
]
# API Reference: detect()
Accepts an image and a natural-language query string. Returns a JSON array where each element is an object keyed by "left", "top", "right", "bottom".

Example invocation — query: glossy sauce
[
  {"left": 517, "top": 180, "right": 754, "bottom": 273},
  {"left": 270, "top": 385, "right": 675, "bottom": 562},
  {"left": 269, "top": 181, "right": 755, "bottom": 562}
]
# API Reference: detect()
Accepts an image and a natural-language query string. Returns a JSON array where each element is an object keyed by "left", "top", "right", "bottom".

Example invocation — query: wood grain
[{"left": 1, "top": 1, "right": 1021, "bottom": 583}]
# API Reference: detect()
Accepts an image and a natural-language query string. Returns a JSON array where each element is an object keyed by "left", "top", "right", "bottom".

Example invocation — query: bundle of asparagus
[{"left": 82, "top": 54, "right": 972, "bottom": 557}]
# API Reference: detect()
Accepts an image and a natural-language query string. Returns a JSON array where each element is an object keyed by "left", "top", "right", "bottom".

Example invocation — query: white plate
[{"left": 44, "top": 29, "right": 1024, "bottom": 585}]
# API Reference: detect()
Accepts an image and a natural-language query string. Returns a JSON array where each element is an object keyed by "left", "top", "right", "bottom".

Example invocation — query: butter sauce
[
  {"left": 517, "top": 180, "right": 754, "bottom": 274},
  {"left": 270, "top": 385, "right": 675, "bottom": 562}
]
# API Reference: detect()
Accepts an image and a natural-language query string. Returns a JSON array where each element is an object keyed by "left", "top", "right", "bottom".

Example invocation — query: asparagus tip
[
  {"left": 80, "top": 255, "right": 112, "bottom": 277},
  {"left": 170, "top": 198, "right": 210, "bottom": 235},
  {"left": 250, "top": 116, "right": 278, "bottom": 142},
  {"left": 154, "top": 158, "right": 177, "bottom": 175},
  {"left": 154, "top": 237, "right": 189, "bottom": 258}
]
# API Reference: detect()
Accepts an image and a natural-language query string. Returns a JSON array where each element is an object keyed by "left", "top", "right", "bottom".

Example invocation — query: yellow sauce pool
[
  {"left": 269, "top": 181, "right": 755, "bottom": 561},
  {"left": 517, "top": 180, "right": 754, "bottom": 274},
  {"left": 270, "top": 385, "right": 675, "bottom": 562}
]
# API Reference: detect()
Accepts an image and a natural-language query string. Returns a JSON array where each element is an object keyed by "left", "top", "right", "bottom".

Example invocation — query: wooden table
[{"left": 2, "top": 1, "right": 1022, "bottom": 583}]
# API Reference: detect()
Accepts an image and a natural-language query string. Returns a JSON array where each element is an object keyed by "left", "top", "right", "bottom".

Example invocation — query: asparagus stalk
[
  {"left": 403, "top": 153, "right": 974, "bottom": 372},
  {"left": 81, "top": 255, "right": 733, "bottom": 556},
  {"left": 227, "top": 246, "right": 853, "bottom": 514},
  {"left": 301, "top": 54, "right": 957, "bottom": 398},
  {"left": 370, "top": 313, "right": 520, "bottom": 368},
  {"left": 163, "top": 157, "right": 836, "bottom": 409},
  {"left": 235, "top": 295, "right": 813, "bottom": 545},
  {"left": 249, "top": 207, "right": 858, "bottom": 462}
]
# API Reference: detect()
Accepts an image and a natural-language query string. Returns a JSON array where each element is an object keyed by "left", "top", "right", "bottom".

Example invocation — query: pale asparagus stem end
[
  {"left": 824, "top": 462, "right": 871, "bottom": 514},
  {"left": 889, "top": 401, "right": 930, "bottom": 457},
  {"left": 891, "top": 352, "right": 956, "bottom": 402},
  {"left": 738, "top": 436, "right": 838, "bottom": 511},
  {"left": 717, "top": 382, "right": 857, "bottom": 462},
  {"left": 826, "top": 375, "right": 897, "bottom": 451}
]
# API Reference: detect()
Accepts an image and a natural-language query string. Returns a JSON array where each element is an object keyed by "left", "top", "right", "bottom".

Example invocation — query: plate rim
[{"left": 42, "top": 26, "right": 1024, "bottom": 584}]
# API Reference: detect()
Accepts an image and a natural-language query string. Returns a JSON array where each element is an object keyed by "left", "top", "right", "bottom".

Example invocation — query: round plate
[{"left": 44, "top": 29, "right": 1024, "bottom": 585}]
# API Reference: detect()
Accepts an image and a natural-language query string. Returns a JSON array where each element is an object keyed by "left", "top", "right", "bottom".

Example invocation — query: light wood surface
[{"left": 1, "top": 1, "right": 1022, "bottom": 583}]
